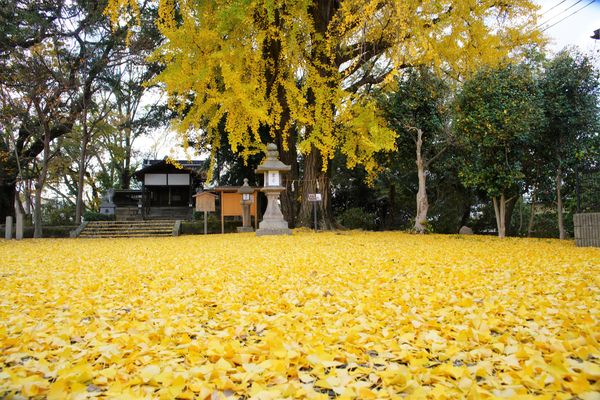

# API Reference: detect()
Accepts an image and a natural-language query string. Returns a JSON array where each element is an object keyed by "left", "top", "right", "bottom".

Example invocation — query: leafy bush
[
  {"left": 83, "top": 211, "right": 115, "bottom": 221},
  {"left": 42, "top": 200, "right": 76, "bottom": 225},
  {"left": 40, "top": 226, "right": 75, "bottom": 238},
  {"left": 337, "top": 207, "right": 377, "bottom": 230}
]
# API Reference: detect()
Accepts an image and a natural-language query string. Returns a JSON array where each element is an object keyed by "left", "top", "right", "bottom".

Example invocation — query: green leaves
[{"left": 455, "top": 63, "right": 543, "bottom": 197}]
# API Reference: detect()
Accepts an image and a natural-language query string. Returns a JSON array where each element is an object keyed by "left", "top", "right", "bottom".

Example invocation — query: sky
[
  {"left": 138, "top": 1, "right": 600, "bottom": 162},
  {"left": 536, "top": 0, "right": 600, "bottom": 53}
]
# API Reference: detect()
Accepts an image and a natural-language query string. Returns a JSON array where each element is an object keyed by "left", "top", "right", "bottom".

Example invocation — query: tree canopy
[
  {"left": 106, "top": 0, "right": 542, "bottom": 171},
  {"left": 106, "top": 0, "right": 543, "bottom": 227},
  {"left": 455, "top": 62, "right": 544, "bottom": 237},
  {"left": 0, "top": 0, "right": 164, "bottom": 225}
]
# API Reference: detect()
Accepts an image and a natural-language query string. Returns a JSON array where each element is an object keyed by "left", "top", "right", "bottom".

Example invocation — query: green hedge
[
  {"left": 0, "top": 225, "right": 75, "bottom": 239},
  {"left": 182, "top": 216, "right": 254, "bottom": 235},
  {"left": 337, "top": 207, "right": 377, "bottom": 230}
]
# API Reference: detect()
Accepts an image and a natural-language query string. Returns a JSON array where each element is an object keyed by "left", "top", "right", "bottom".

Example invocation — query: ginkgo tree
[{"left": 106, "top": 0, "right": 542, "bottom": 228}]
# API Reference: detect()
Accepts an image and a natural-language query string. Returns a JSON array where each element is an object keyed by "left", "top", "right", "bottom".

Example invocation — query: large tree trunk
[
  {"left": 460, "top": 198, "right": 471, "bottom": 229},
  {"left": 298, "top": 147, "right": 334, "bottom": 229},
  {"left": 23, "top": 180, "right": 32, "bottom": 216},
  {"left": 121, "top": 126, "right": 132, "bottom": 189},
  {"left": 33, "top": 133, "right": 51, "bottom": 238},
  {"left": 517, "top": 195, "right": 524, "bottom": 236},
  {"left": 32, "top": 101, "right": 53, "bottom": 238},
  {"left": 0, "top": 140, "right": 18, "bottom": 221},
  {"left": 492, "top": 194, "right": 507, "bottom": 238},
  {"left": 0, "top": 181, "right": 17, "bottom": 221},
  {"left": 295, "top": 0, "right": 339, "bottom": 230},
  {"left": 260, "top": 5, "right": 299, "bottom": 227},
  {"left": 276, "top": 129, "right": 298, "bottom": 228},
  {"left": 33, "top": 143, "right": 51, "bottom": 238},
  {"left": 527, "top": 188, "right": 536, "bottom": 237},
  {"left": 387, "top": 184, "right": 396, "bottom": 229},
  {"left": 414, "top": 128, "right": 429, "bottom": 233},
  {"left": 75, "top": 100, "right": 90, "bottom": 223},
  {"left": 33, "top": 178, "right": 43, "bottom": 238},
  {"left": 556, "top": 166, "right": 566, "bottom": 240},
  {"left": 15, "top": 192, "right": 26, "bottom": 216},
  {"left": 504, "top": 195, "right": 517, "bottom": 237}
]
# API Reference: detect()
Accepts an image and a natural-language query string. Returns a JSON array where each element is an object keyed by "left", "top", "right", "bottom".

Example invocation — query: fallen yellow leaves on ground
[{"left": 0, "top": 231, "right": 598, "bottom": 399}]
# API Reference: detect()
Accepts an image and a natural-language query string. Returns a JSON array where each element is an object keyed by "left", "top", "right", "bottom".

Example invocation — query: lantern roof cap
[
  {"left": 255, "top": 143, "right": 291, "bottom": 173},
  {"left": 237, "top": 178, "right": 255, "bottom": 194}
]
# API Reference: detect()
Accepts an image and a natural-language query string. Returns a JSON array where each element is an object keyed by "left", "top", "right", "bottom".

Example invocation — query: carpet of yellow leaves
[{"left": 0, "top": 231, "right": 599, "bottom": 399}]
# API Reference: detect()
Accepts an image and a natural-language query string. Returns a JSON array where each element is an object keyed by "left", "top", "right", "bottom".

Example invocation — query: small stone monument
[
  {"left": 255, "top": 143, "right": 291, "bottom": 236},
  {"left": 237, "top": 178, "right": 255, "bottom": 232},
  {"left": 15, "top": 213, "right": 23, "bottom": 240},
  {"left": 99, "top": 188, "right": 116, "bottom": 216},
  {"left": 459, "top": 226, "right": 473, "bottom": 235},
  {"left": 5, "top": 216, "right": 13, "bottom": 239}
]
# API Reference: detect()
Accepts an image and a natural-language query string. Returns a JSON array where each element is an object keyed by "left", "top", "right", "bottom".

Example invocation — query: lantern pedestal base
[
  {"left": 237, "top": 226, "right": 254, "bottom": 233},
  {"left": 256, "top": 227, "right": 292, "bottom": 236},
  {"left": 256, "top": 190, "right": 291, "bottom": 236}
]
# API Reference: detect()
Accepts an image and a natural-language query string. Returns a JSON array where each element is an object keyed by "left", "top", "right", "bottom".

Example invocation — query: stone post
[
  {"left": 15, "top": 213, "right": 23, "bottom": 240},
  {"left": 5, "top": 216, "right": 13, "bottom": 239},
  {"left": 242, "top": 204, "right": 251, "bottom": 228}
]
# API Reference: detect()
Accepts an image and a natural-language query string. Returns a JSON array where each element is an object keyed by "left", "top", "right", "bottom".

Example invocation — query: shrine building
[{"left": 103, "top": 158, "right": 262, "bottom": 231}]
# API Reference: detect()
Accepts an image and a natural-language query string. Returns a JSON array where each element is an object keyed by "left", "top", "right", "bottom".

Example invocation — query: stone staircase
[
  {"left": 76, "top": 220, "right": 180, "bottom": 238},
  {"left": 145, "top": 207, "right": 193, "bottom": 220}
]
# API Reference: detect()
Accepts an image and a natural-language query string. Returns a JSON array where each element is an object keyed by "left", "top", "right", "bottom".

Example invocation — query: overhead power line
[
  {"left": 540, "top": 0, "right": 569, "bottom": 17},
  {"left": 536, "top": 0, "right": 585, "bottom": 30},
  {"left": 541, "top": 0, "right": 596, "bottom": 32}
]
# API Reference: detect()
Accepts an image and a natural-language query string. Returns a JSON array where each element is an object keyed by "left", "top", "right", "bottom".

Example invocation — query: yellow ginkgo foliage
[
  {"left": 104, "top": 0, "right": 545, "bottom": 227},
  {"left": 0, "top": 231, "right": 598, "bottom": 399}
]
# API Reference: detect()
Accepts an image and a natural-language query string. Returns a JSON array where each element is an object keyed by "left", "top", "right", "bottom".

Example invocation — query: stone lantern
[
  {"left": 237, "top": 178, "right": 255, "bottom": 232},
  {"left": 255, "top": 143, "right": 291, "bottom": 236}
]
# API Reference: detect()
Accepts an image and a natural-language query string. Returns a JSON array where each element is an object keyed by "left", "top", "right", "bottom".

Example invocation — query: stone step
[
  {"left": 84, "top": 225, "right": 174, "bottom": 229},
  {"left": 82, "top": 226, "right": 173, "bottom": 228},
  {"left": 82, "top": 227, "right": 173, "bottom": 234},
  {"left": 88, "top": 219, "right": 175, "bottom": 225},
  {"left": 83, "top": 224, "right": 174, "bottom": 228},
  {"left": 82, "top": 227, "right": 173, "bottom": 231},
  {"left": 84, "top": 230, "right": 172, "bottom": 233},
  {"left": 79, "top": 234, "right": 173, "bottom": 238},
  {"left": 77, "top": 220, "right": 178, "bottom": 238}
]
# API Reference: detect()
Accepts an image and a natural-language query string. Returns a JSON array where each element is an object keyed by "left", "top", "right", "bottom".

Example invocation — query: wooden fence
[{"left": 574, "top": 213, "right": 600, "bottom": 247}]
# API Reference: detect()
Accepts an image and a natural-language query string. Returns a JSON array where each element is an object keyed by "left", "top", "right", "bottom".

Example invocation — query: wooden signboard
[
  {"left": 211, "top": 187, "right": 261, "bottom": 234},
  {"left": 221, "top": 192, "right": 257, "bottom": 217},
  {"left": 193, "top": 192, "right": 217, "bottom": 212}
]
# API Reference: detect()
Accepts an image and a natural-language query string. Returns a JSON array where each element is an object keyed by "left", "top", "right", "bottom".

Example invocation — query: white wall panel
[
  {"left": 167, "top": 174, "right": 190, "bottom": 185},
  {"left": 145, "top": 173, "right": 167, "bottom": 185}
]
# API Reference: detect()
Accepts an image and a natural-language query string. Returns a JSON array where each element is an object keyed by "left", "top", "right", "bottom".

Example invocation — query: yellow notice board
[
  {"left": 212, "top": 187, "right": 261, "bottom": 233},
  {"left": 221, "top": 192, "right": 257, "bottom": 216}
]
